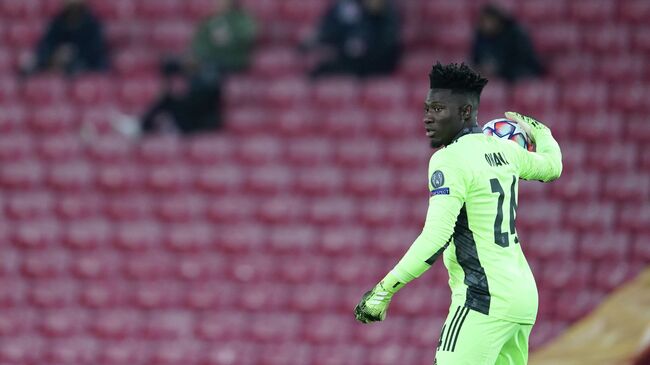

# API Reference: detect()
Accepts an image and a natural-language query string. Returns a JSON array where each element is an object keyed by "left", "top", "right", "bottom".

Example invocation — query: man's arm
[
  {"left": 505, "top": 111, "right": 563, "bottom": 182},
  {"left": 355, "top": 153, "right": 467, "bottom": 323}
]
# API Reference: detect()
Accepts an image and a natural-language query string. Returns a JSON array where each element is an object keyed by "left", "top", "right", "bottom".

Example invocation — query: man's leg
[
  {"left": 435, "top": 306, "right": 516, "bottom": 365},
  {"left": 494, "top": 324, "right": 533, "bottom": 365}
]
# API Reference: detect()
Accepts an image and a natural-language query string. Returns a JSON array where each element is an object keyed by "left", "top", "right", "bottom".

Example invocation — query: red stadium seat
[
  {"left": 237, "top": 283, "right": 288, "bottom": 312},
  {"left": 46, "top": 161, "right": 95, "bottom": 192},
  {"left": 5, "top": 20, "right": 42, "bottom": 48},
  {"left": 21, "top": 251, "right": 67, "bottom": 279},
  {"left": 550, "top": 171, "right": 601, "bottom": 202},
  {"left": 70, "top": 75, "right": 115, "bottom": 106},
  {"left": 137, "top": 137, "right": 184, "bottom": 165},
  {"left": 632, "top": 234, "right": 650, "bottom": 261},
  {"left": 335, "top": 139, "right": 382, "bottom": 167},
  {"left": 294, "top": 165, "right": 344, "bottom": 197},
  {"left": 0, "top": 105, "right": 27, "bottom": 134},
  {"left": 619, "top": 204, "right": 650, "bottom": 234},
  {"left": 520, "top": 229, "right": 577, "bottom": 260},
  {"left": 322, "top": 108, "right": 370, "bottom": 137},
  {"left": 619, "top": 0, "right": 650, "bottom": 24},
  {"left": 531, "top": 24, "right": 579, "bottom": 53},
  {"left": 117, "top": 75, "right": 160, "bottom": 112},
  {"left": 153, "top": 195, "right": 205, "bottom": 223},
  {"left": 195, "top": 165, "right": 245, "bottom": 194},
  {"left": 257, "top": 195, "right": 306, "bottom": 224},
  {"left": 96, "top": 163, "right": 144, "bottom": 193},
  {"left": 218, "top": 224, "right": 267, "bottom": 254},
  {"left": 312, "top": 77, "right": 361, "bottom": 109},
  {"left": 148, "top": 21, "right": 193, "bottom": 53},
  {"left": 250, "top": 47, "right": 300, "bottom": 78},
  {"left": 113, "top": 221, "right": 162, "bottom": 252},
  {"left": 518, "top": 1, "right": 567, "bottom": 24},
  {"left": 104, "top": 194, "right": 152, "bottom": 221},
  {"left": 37, "top": 134, "right": 84, "bottom": 162},
  {"left": 307, "top": 198, "right": 358, "bottom": 227},
  {"left": 28, "top": 104, "right": 77, "bottom": 134},
  {"left": 185, "top": 283, "right": 236, "bottom": 311},
  {"left": 71, "top": 252, "right": 121, "bottom": 280},
  {"left": 145, "top": 165, "right": 194, "bottom": 193},
  {"left": 362, "top": 79, "right": 408, "bottom": 110},
  {"left": 511, "top": 81, "right": 559, "bottom": 115},
  {"left": 602, "top": 173, "right": 649, "bottom": 203},
  {"left": 286, "top": 137, "right": 333, "bottom": 166},
  {"left": 562, "top": 81, "right": 608, "bottom": 112},
  {"left": 370, "top": 227, "right": 417, "bottom": 257},
  {"left": 612, "top": 83, "right": 650, "bottom": 113},
  {"left": 90, "top": 310, "right": 141, "bottom": 340},
  {"left": 597, "top": 54, "right": 646, "bottom": 82},
  {"left": 137, "top": 0, "right": 181, "bottom": 19},
  {"left": 113, "top": 47, "right": 158, "bottom": 76},
  {"left": 586, "top": 143, "right": 637, "bottom": 172},
  {"left": 185, "top": 134, "right": 235, "bottom": 165},
  {"left": 236, "top": 136, "right": 284, "bottom": 165},
  {"left": 517, "top": 201, "right": 564, "bottom": 231},
  {"left": 244, "top": 165, "right": 293, "bottom": 194},
  {"left": 277, "top": 257, "right": 329, "bottom": 285},
  {"left": 384, "top": 138, "right": 431, "bottom": 168},
  {"left": 346, "top": 168, "right": 395, "bottom": 197},
  {"left": 358, "top": 198, "right": 406, "bottom": 227},
  {"left": 86, "top": 136, "right": 135, "bottom": 163},
  {"left": 265, "top": 78, "right": 309, "bottom": 108},
  {"left": 54, "top": 193, "right": 104, "bottom": 220},
  {"left": 302, "top": 314, "right": 352, "bottom": 344},
  {"left": 0, "top": 160, "right": 44, "bottom": 190},
  {"left": 28, "top": 280, "right": 76, "bottom": 308},
  {"left": 205, "top": 195, "right": 255, "bottom": 224},
  {"left": 174, "top": 253, "right": 223, "bottom": 281},
  {"left": 565, "top": 202, "right": 616, "bottom": 232},
  {"left": 268, "top": 225, "right": 318, "bottom": 253},
  {"left": 549, "top": 53, "right": 595, "bottom": 82},
  {"left": 276, "top": 109, "right": 317, "bottom": 137},
  {"left": 5, "top": 192, "right": 54, "bottom": 220},
  {"left": 123, "top": 252, "right": 174, "bottom": 281},
  {"left": 583, "top": 24, "right": 630, "bottom": 53},
  {"left": 568, "top": 0, "right": 615, "bottom": 23},
  {"left": 578, "top": 232, "right": 629, "bottom": 262},
  {"left": 163, "top": 223, "right": 214, "bottom": 252},
  {"left": 574, "top": 112, "right": 623, "bottom": 143}
]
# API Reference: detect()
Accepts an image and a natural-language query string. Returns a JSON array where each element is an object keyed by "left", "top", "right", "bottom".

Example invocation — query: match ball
[{"left": 482, "top": 118, "right": 534, "bottom": 151}]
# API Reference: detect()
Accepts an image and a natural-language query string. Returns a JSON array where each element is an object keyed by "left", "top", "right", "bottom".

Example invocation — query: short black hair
[{"left": 429, "top": 62, "right": 488, "bottom": 100}]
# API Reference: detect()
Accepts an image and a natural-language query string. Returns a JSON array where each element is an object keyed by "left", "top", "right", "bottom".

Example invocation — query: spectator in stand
[
  {"left": 471, "top": 4, "right": 544, "bottom": 83},
  {"left": 21, "top": 0, "right": 109, "bottom": 76},
  {"left": 303, "top": 0, "right": 401, "bottom": 78},
  {"left": 189, "top": 0, "right": 257, "bottom": 75}
]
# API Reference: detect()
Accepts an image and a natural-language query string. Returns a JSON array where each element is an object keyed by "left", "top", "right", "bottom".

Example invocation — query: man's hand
[
  {"left": 505, "top": 111, "right": 550, "bottom": 144},
  {"left": 354, "top": 282, "right": 393, "bottom": 323},
  {"left": 354, "top": 274, "right": 404, "bottom": 324}
]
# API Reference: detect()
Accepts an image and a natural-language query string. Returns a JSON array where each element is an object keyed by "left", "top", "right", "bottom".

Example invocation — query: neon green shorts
[{"left": 435, "top": 305, "right": 533, "bottom": 365}]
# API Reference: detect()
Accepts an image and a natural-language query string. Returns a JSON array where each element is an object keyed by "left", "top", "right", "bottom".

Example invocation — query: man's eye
[{"left": 433, "top": 107, "right": 442, "bottom": 112}]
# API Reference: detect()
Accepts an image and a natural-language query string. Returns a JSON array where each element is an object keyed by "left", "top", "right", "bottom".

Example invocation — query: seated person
[
  {"left": 304, "top": 0, "right": 401, "bottom": 78},
  {"left": 22, "top": 0, "right": 109, "bottom": 76},
  {"left": 471, "top": 4, "right": 544, "bottom": 83}
]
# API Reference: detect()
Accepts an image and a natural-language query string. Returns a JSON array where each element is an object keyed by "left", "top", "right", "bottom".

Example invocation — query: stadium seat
[
  {"left": 185, "top": 134, "right": 235, "bottom": 165},
  {"left": 113, "top": 221, "right": 162, "bottom": 252},
  {"left": 195, "top": 165, "right": 245, "bottom": 194},
  {"left": 46, "top": 161, "right": 95, "bottom": 192},
  {"left": 531, "top": 24, "right": 579, "bottom": 53},
  {"left": 346, "top": 168, "right": 395, "bottom": 197},
  {"left": 517, "top": 201, "right": 564, "bottom": 231},
  {"left": 145, "top": 164, "right": 194, "bottom": 193},
  {"left": 265, "top": 78, "right": 309, "bottom": 108},
  {"left": 362, "top": 79, "right": 408, "bottom": 110},
  {"left": 5, "top": 20, "right": 42, "bottom": 48},
  {"left": 612, "top": 83, "right": 650, "bottom": 113},
  {"left": 619, "top": 0, "right": 650, "bottom": 24},
  {"left": 250, "top": 47, "right": 300, "bottom": 78},
  {"left": 511, "top": 81, "right": 559, "bottom": 115},
  {"left": 244, "top": 165, "right": 293, "bottom": 194},
  {"left": 578, "top": 232, "right": 630, "bottom": 262},
  {"left": 205, "top": 195, "right": 255, "bottom": 224},
  {"left": 574, "top": 112, "right": 623, "bottom": 143},
  {"left": 148, "top": 21, "right": 194, "bottom": 53},
  {"left": 277, "top": 256, "right": 329, "bottom": 285},
  {"left": 322, "top": 108, "right": 370, "bottom": 137},
  {"left": 5, "top": 192, "right": 54, "bottom": 220},
  {"left": 154, "top": 195, "right": 205, "bottom": 222},
  {"left": 71, "top": 252, "right": 121, "bottom": 280},
  {"left": 96, "top": 163, "right": 144, "bottom": 193},
  {"left": 565, "top": 202, "right": 616, "bottom": 232},
  {"left": 285, "top": 137, "right": 333, "bottom": 166},
  {"left": 28, "top": 104, "right": 77, "bottom": 134},
  {"left": 20, "top": 251, "right": 67, "bottom": 279},
  {"left": 335, "top": 139, "right": 382, "bottom": 168},
  {"left": 312, "top": 77, "right": 361, "bottom": 109},
  {"left": 85, "top": 136, "right": 134, "bottom": 163},
  {"left": 602, "top": 172, "right": 649, "bottom": 203},
  {"left": 586, "top": 143, "right": 637, "bottom": 172},
  {"left": 619, "top": 204, "right": 650, "bottom": 234},
  {"left": 256, "top": 195, "right": 306, "bottom": 224},
  {"left": 518, "top": 0, "right": 567, "bottom": 24},
  {"left": 236, "top": 136, "right": 284, "bottom": 165},
  {"left": 550, "top": 171, "right": 601, "bottom": 202},
  {"left": 218, "top": 224, "right": 267, "bottom": 254},
  {"left": 11, "top": 219, "right": 61, "bottom": 250},
  {"left": 268, "top": 225, "right": 318, "bottom": 253},
  {"left": 54, "top": 193, "right": 104, "bottom": 220},
  {"left": 568, "top": 0, "right": 615, "bottom": 24},
  {"left": 583, "top": 24, "right": 630, "bottom": 53},
  {"left": 306, "top": 197, "right": 357, "bottom": 227},
  {"left": 164, "top": 223, "right": 214, "bottom": 252},
  {"left": 561, "top": 81, "right": 608, "bottom": 112},
  {"left": 123, "top": 252, "right": 174, "bottom": 281},
  {"left": 0, "top": 160, "right": 43, "bottom": 189}
]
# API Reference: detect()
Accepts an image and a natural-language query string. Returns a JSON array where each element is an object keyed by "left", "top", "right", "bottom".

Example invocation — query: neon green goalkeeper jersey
[{"left": 389, "top": 126, "right": 562, "bottom": 324}]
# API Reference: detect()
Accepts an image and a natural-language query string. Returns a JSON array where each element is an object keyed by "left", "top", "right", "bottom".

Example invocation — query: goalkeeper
[{"left": 354, "top": 63, "right": 562, "bottom": 365}]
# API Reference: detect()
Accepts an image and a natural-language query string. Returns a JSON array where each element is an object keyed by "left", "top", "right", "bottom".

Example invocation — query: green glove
[
  {"left": 354, "top": 273, "right": 405, "bottom": 324},
  {"left": 504, "top": 111, "right": 550, "bottom": 144}
]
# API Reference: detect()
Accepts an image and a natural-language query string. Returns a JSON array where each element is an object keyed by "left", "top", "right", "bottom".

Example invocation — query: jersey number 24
[{"left": 490, "top": 176, "right": 518, "bottom": 247}]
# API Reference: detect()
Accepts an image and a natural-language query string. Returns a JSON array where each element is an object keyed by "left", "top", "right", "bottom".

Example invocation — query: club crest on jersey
[{"left": 431, "top": 170, "right": 445, "bottom": 189}]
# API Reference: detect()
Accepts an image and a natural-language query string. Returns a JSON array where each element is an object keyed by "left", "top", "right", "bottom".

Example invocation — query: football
[{"left": 482, "top": 118, "right": 534, "bottom": 151}]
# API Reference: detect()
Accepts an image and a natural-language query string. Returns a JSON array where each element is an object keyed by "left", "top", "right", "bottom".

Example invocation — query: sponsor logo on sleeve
[{"left": 430, "top": 187, "right": 450, "bottom": 196}]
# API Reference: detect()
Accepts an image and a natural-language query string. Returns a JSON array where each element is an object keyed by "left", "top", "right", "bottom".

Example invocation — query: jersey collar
[{"left": 449, "top": 125, "right": 483, "bottom": 145}]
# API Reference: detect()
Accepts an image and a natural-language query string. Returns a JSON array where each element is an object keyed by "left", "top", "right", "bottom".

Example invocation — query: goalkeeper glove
[
  {"left": 354, "top": 273, "right": 405, "bottom": 324},
  {"left": 504, "top": 111, "right": 550, "bottom": 144}
]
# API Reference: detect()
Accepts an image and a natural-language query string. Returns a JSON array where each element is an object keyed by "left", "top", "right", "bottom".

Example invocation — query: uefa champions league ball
[{"left": 482, "top": 118, "right": 534, "bottom": 151}]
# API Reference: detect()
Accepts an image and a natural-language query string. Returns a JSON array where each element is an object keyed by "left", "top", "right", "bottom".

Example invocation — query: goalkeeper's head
[{"left": 424, "top": 62, "right": 488, "bottom": 148}]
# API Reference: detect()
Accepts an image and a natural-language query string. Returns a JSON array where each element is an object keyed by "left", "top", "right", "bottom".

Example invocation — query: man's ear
[{"left": 462, "top": 104, "right": 472, "bottom": 121}]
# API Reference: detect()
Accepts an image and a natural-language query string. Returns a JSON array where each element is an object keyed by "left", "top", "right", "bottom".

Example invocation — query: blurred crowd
[{"left": 19, "top": 0, "right": 546, "bottom": 138}]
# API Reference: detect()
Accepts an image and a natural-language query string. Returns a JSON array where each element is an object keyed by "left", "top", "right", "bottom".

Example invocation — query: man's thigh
[
  {"left": 434, "top": 306, "right": 519, "bottom": 365},
  {"left": 495, "top": 324, "right": 533, "bottom": 365}
]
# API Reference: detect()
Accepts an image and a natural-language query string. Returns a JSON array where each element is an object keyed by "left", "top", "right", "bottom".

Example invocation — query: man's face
[{"left": 423, "top": 89, "right": 468, "bottom": 148}]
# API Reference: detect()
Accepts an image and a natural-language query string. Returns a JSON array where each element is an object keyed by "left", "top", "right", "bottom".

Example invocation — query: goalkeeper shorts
[{"left": 434, "top": 305, "right": 533, "bottom": 365}]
